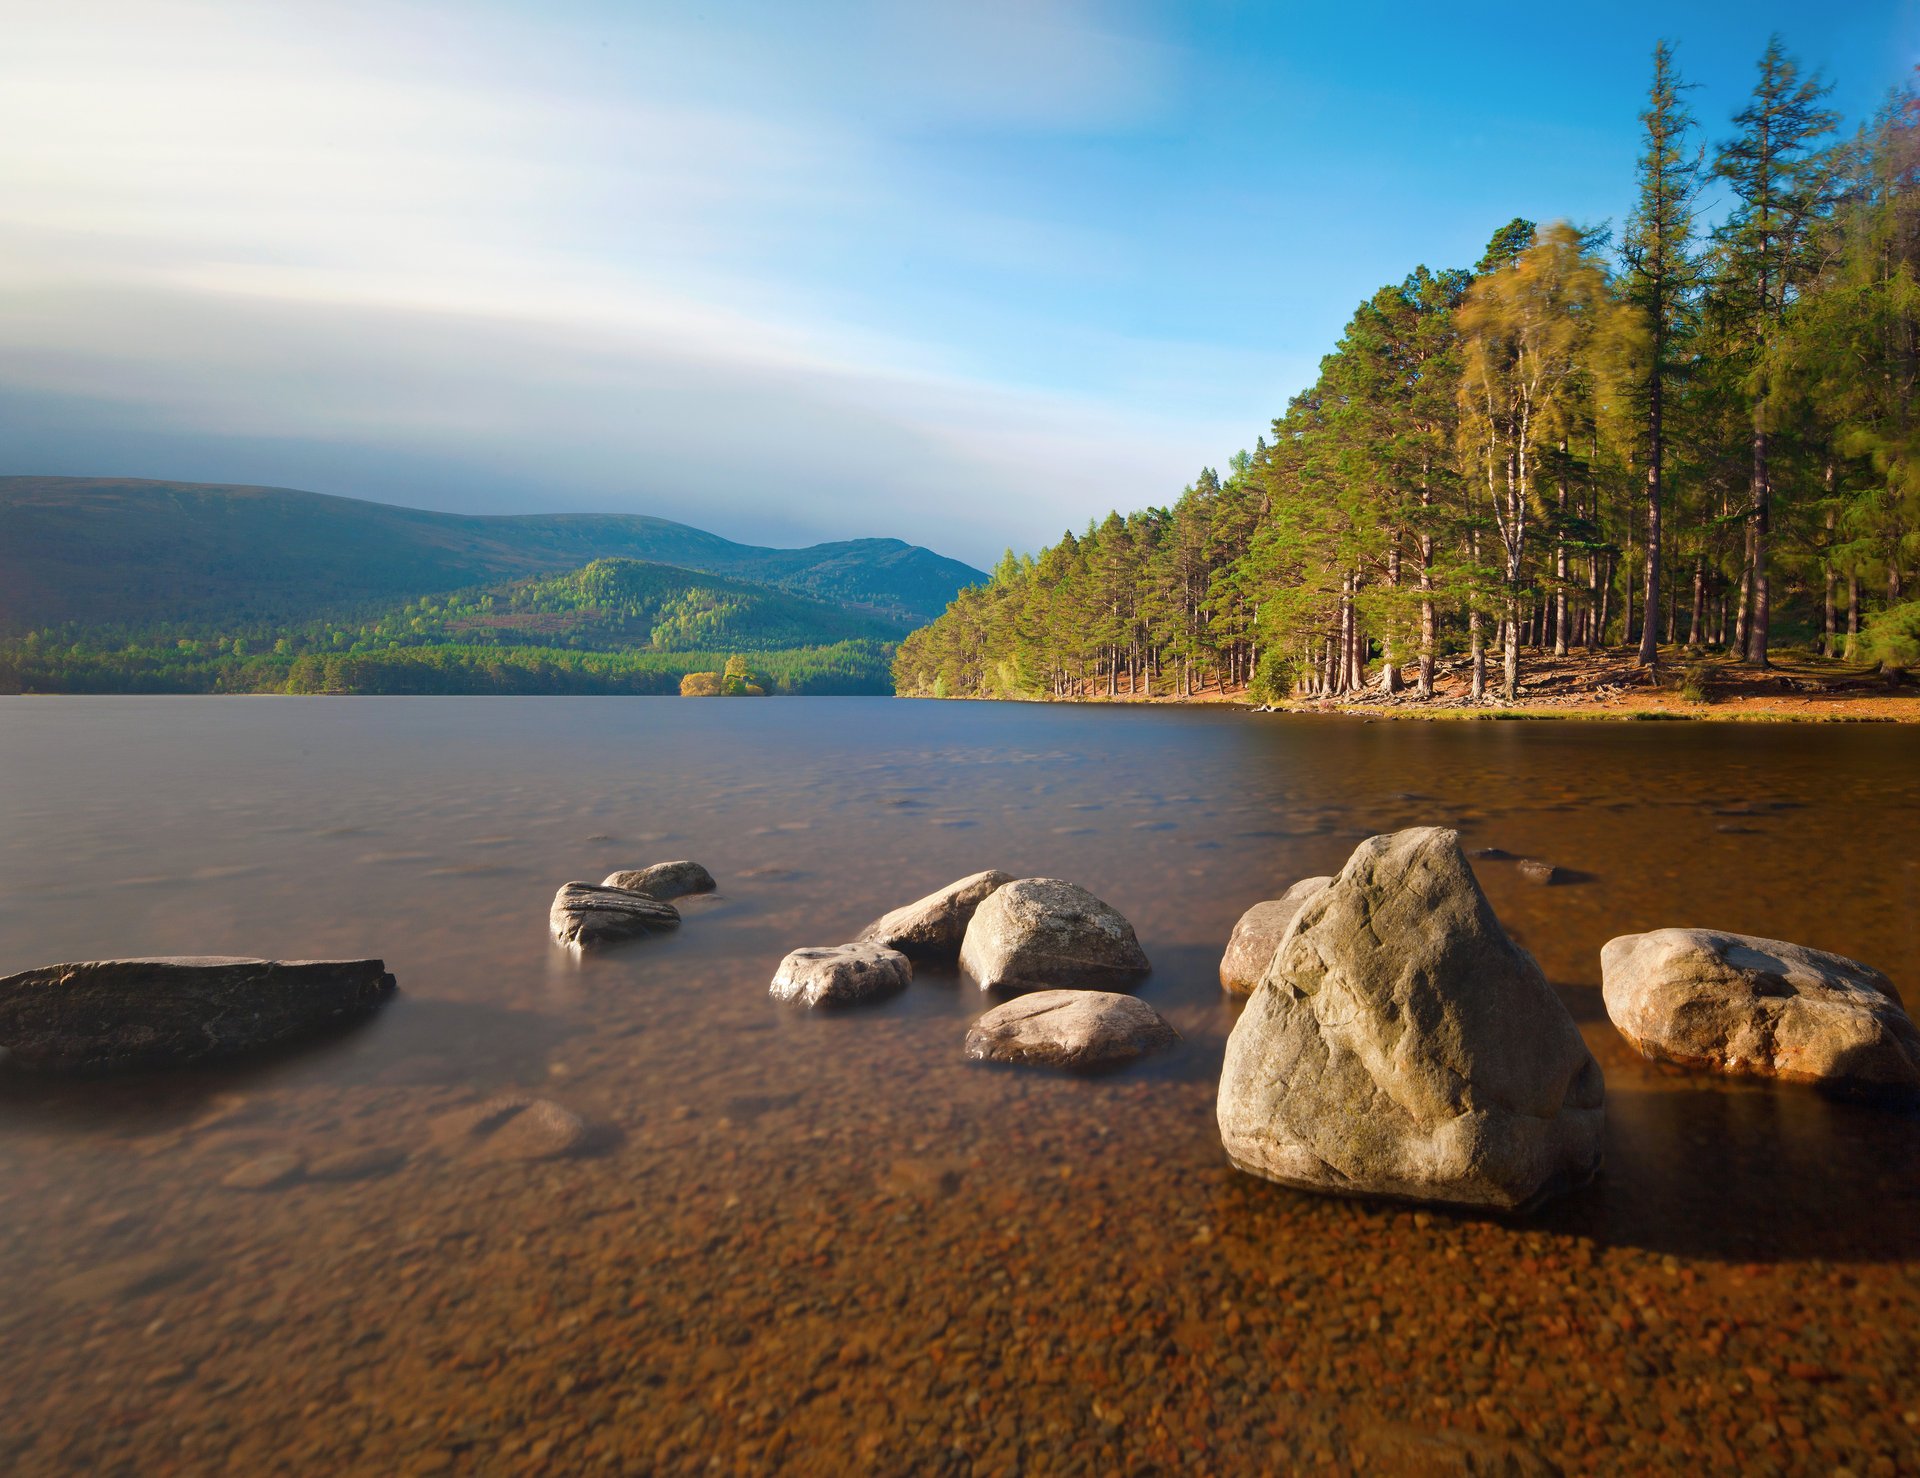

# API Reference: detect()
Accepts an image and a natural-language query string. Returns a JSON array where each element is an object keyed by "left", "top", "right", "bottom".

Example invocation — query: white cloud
[{"left": 0, "top": 0, "right": 1245, "bottom": 565}]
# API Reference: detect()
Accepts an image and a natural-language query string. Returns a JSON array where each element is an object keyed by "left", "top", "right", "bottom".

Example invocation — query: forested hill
[
  {"left": 0, "top": 556, "right": 899, "bottom": 695},
  {"left": 0, "top": 477, "right": 986, "bottom": 634},
  {"left": 896, "top": 43, "right": 1918, "bottom": 704}
]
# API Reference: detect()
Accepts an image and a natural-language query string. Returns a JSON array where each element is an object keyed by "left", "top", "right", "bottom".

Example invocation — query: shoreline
[{"left": 913, "top": 647, "right": 1920, "bottom": 723}]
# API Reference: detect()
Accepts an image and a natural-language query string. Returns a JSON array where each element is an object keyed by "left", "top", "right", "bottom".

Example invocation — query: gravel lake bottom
[{"left": 1, "top": 696, "right": 1918, "bottom": 1476}]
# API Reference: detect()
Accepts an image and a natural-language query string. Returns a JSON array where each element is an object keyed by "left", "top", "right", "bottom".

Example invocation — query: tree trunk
[
  {"left": 1689, "top": 556, "right": 1706, "bottom": 646},
  {"left": 1470, "top": 610, "right": 1486, "bottom": 702},
  {"left": 1745, "top": 420, "right": 1771, "bottom": 667}
]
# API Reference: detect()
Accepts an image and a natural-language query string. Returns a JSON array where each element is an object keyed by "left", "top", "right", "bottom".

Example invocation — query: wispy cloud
[{"left": 0, "top": 0, "right": 1249, "bottom": 562}]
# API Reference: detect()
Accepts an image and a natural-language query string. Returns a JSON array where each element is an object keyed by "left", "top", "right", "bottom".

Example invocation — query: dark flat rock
[{"left": 0, "top": 957, "right": 396, "bottom": 1074}]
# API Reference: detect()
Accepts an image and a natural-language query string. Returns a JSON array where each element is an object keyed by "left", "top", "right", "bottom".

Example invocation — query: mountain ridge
[{"left": 0, "top": 476, "right": 987, "bottom": 634}]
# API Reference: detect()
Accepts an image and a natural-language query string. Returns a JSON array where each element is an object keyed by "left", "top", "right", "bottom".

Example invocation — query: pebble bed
[{"left": 1, "top": 697, "right": 1918, "bottom": 1475}]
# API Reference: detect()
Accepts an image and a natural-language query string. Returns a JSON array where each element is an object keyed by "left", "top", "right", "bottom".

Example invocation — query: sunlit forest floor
[{"left": 1091, "top": 649, "right": 1920, "bottom": 721}]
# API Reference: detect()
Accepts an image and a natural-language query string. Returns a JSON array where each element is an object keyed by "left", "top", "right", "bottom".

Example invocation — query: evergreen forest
[{"left": 896, "top": 42, "right": 1920, "bottom": 703}]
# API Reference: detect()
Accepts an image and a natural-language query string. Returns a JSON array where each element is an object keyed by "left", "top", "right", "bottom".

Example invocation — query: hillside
[
  {"left": 0, "top": 555, "right": 901, "bottom": 695},
  {"left": 0, "top": 477, "right": 987, "bottom": 635},
  {"left": 362, "top": 558, "right": 903, "bottom": 652}
]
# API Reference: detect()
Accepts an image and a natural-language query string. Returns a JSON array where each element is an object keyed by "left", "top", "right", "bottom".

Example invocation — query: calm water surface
[{"left": 2, "top": 697, "right": 1918, "bottom": 1474}]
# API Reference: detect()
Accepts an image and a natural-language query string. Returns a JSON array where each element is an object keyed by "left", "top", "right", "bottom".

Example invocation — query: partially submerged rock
[
  {"left": 0, "top": 957, "right": 396, "bottom": 1074},
  {"left": 601, "top": 861, "right": 716, "bottom": 901},
  {"left": 770, "top": 943, "right": 912, "bottom": 1008},
  {"left": 1516, "top": 858, "right": 1563, "bottom": 886},
  {"left": 550, "top": 882, "right": 680, "bottom": 951},
  {"left": 1219, "top": 878, "right": 1333, "bottom": 995},
  {"left": 958, "top": 879, "right": 1150, "bottom": 993},
  {"left": 1218, "top": 827, "right": 1604, "bottom": 1212},
  {"left": 965, "top": 990, "right": 1179, "bottom": 1069},
  {"left": 1601, "top": 928, "right": 1920, "bottom": 1096},
  {"left": 859, "top": 869, "right": 1014, "bottom": 960}
]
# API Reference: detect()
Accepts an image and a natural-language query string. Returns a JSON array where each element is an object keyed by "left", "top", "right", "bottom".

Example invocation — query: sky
[{"left": 1, "top": 1, "right": 1915, "bottom": 568}]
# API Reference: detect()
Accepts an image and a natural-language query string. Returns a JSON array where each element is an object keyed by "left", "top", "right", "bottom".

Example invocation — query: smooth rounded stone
[
  {"left": 1219, "top": 877, "right": 1333, "bottom": 995},
  {"left": 1218, "top": 827, "right": 1604, "bottom": 1212},
  {"left": 957, "top": 879, "right": 1150, "bottom": 994},
  {"left": 550, "top": 882, "right": 680, "bottom": 951},
  {"left": 1516, "top": 858, "right": 1563, "bottom": 885},
  {"left": 770, "top": 943, "right": 912, "bottom": 1008},
  {"left": 0, "top": 957, "right": 397, "bottom": 1074},
  {"left": 600, "top": 861, "right": 716, "bottom": 901},
  {"left": 858, "top": 869, "right": 1015, "bottom": 960},
  {"left": 964, "top": 990, "right": 1179, "bottom": 1069},
  {"left": 1601, "top": 928, "right": 1920, "bottom": 1095},
  {"left": 221, "top": 1152, "right": 304, "bottom": 1191}
]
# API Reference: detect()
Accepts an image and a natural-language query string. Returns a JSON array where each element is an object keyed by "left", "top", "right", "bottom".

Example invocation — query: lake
[{"left": 2, "top": 696, "right": 1918, "bottom": 1473}]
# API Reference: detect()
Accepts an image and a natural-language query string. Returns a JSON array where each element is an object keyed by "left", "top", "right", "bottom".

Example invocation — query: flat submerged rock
[{"left": 0, "top": 957, "right": 396, "bottom": 1074}]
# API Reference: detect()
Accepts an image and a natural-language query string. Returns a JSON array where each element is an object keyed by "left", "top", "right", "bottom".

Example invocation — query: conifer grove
[{"left": 896, "top": 42, "right": 1920, "bottom": 703}]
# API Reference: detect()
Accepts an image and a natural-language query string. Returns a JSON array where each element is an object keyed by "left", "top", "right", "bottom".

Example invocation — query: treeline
[
  {"left": 0, "top": 639, "right": 895, "bottom": 696},
  {"left": 897, "top": 41, "right": 1919, "bottom": 702}
]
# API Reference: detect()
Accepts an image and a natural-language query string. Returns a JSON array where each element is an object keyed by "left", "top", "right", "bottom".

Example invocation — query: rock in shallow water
[
  {"left": 770, "top": 943, "right": 912, "bottom": 1008},
  {"left": 431, "top": 1095, "right": 589, "bottom": 1161},
  {"left": 600, "top": 861, "right": 716, "bottom": 901},
  {"left": 0, "top": 957, "right": 396, "bottom": 1074},
  {"left": 965, "top": 990, "right": 1179, "bottom": 1069},
  {"left": 1218, "top": 878, "right": 1333, "bottom": 995},
  {"left": 550, "top": 883, "right": 680, "bottom": 951},
  {"left": 1217, "top": 827, "right": 1604, "bottom": 1212},
  {"left": 958, "top": 879, "right": 1150, "bottom": 993},
  {"left": 859, "top": 869, "right": 1014, "bottom": 960},
  {"left": 1601, "top": 928, "right": 1920, "bottom": 1096}
]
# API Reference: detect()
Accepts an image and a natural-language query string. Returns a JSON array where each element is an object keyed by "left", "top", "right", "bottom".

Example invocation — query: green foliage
[{"left": 900, "top": 42, "right": 1915, "bottom": 706}]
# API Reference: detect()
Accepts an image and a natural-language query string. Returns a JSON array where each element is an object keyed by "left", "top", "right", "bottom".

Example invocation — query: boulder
[
  {"left": 1601, "top": 928, "right": 1920, "bottom": 1095},
  {"left": 0, "top": 957, "right": 396, "bottom": 1074},
  {"left": 601, "top": 861, "right": 716, "bottom": 901},
  {"left": 965, "top": 990, "right": 1179, "bottom": 1069},
  {"left": 770, "top": 943, "right": 912, "bottom": 1008},
  {"left": 550, "top": 882, "right": 680, "bottom": 951},
  {"left": 958, "top": 879, "right": 1150, "bottom": 993},
  {"left": 859, "top": 869, "right": 1015, "bottom": 959},
  {"left": 1219, "top": 877, "right": 1333, "bottom": 995},
  {"left": 1516, "top": 859, "right": 1562, "bottom": 886},
  {"left": 1217, "top": 827, "right": 1604, "bottom": 1212}
]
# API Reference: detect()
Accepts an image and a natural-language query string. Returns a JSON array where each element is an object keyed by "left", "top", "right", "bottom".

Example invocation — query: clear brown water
[{"left": 2, "top": 696, "right": 1918, "bottom": 1475}]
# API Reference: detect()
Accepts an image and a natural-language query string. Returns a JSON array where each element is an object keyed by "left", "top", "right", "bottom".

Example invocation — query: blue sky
[{"left": 2, "top": 1, "right": 1914, "bottom": 567}]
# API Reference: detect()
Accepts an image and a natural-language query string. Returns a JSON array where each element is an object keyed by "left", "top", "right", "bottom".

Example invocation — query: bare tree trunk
[
  {"left": 1380, "top": 543, "right": 1402, "bottom": 694},
  {"left": 1470, "top": 610, "right": 1486, "bottom": 702},
  {"left": 1847, "top": 573, "right": 1860, "bottom": 660},
  {"left": 1504, "top": 598, "right": 1520, "bottom": 702},
  {"left": 1596, "top": 555, "right": 1613, "bottom": 650},
  {"left": 1746, "top": 415, "right": 1771, "bottom": 667},
  {"left": 1689, "top": 556, "right": 1706, "bottom": 646}
]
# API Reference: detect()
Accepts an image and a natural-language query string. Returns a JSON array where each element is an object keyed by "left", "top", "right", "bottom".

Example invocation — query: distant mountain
[{"left": 0, "top": 476, "right": 988, "bottom": 635}]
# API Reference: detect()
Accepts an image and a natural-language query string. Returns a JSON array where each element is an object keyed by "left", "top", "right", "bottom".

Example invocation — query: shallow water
[{"left": 1, "top": 696, "right": 1918, "bottom": 1474}]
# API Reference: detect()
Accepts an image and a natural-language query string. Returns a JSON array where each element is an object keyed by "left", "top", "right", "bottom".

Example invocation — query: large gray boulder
[
  {"left": 958, "top": 879, "right": 1149, "bottom": 993},
  {"left": 859, "top": 869, "right": 1014, "bottom": 960},
  {"left": 1218, "top": 828, "right": 1603, "bottom": 1212},
  {"left": 601, "top": 861, "right": 716, "bottom": 901},
  {"left": 770, "top": 943, "right": 912, "bottom": 1008},
  {"left": 550, "top": 882, "right": 680, "bottom": 951},
  {"left": 1601, "top": 928, "right": 1920, "bottom": 1095},
  {"left": 965, "top": 990, "right": 1179, "bottom": 1069},
  {"left": 0, "top": 957, "right": 396, "bottom": 1073},
  {"left": 1219, "top": 877, "right": 1333, "bottom": 995}
]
